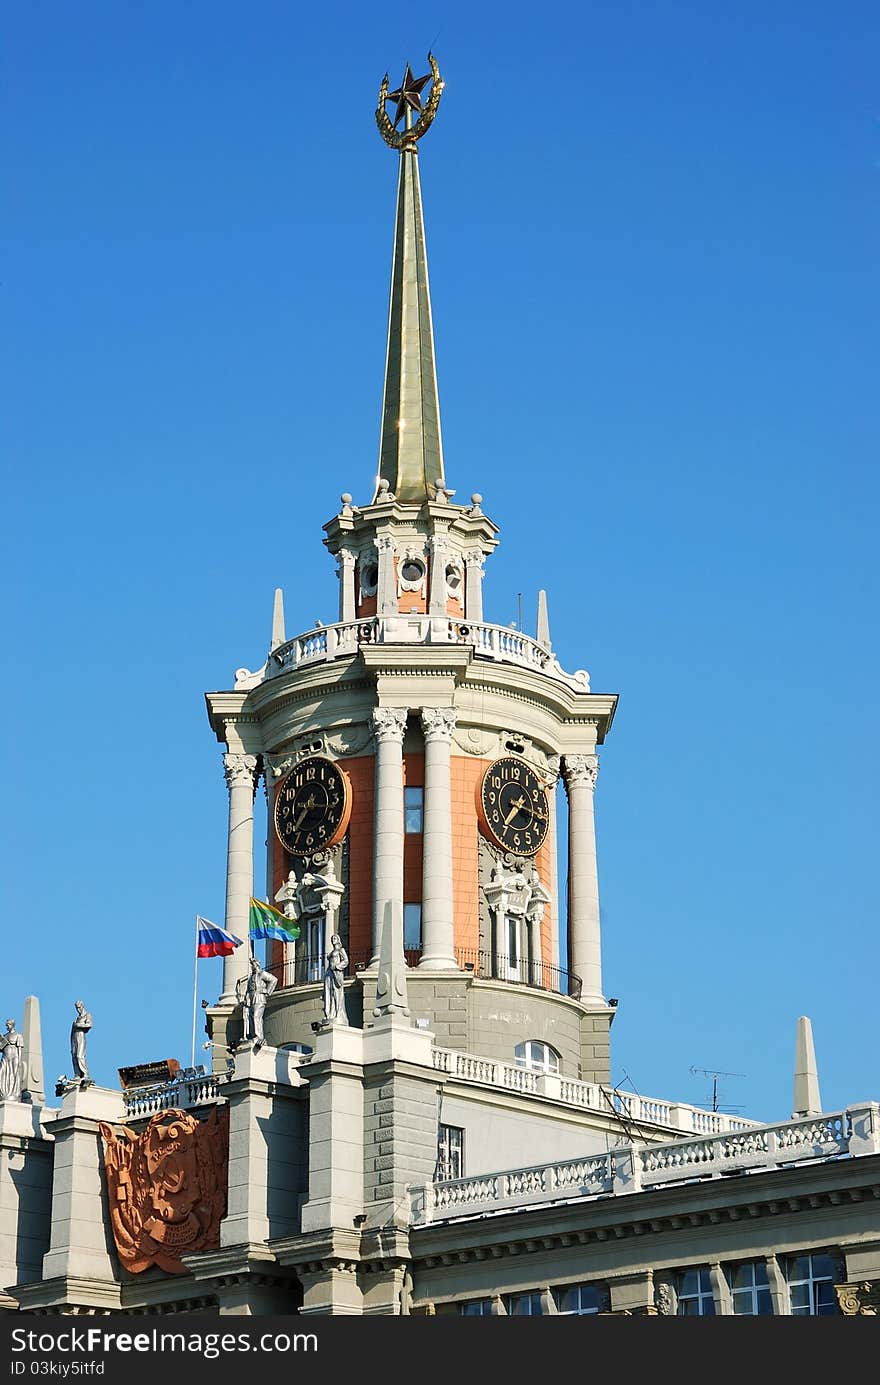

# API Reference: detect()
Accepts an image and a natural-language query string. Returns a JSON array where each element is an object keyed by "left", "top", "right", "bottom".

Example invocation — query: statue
[
  {"left": 70, "top": 1000, "right": 92, "bottom": 1082},
  {"left": 321, "top": 935, "right": 349, "bottom": 1025},
  {"left": 235, "top": 956, "right": 277, "bottom": 1047},
  {"left": 99, "top": 1107, "right": 228, "bottom": 1274},
  {"left": 0, "top": 1019, "right": 23, "bottom": 1101}
]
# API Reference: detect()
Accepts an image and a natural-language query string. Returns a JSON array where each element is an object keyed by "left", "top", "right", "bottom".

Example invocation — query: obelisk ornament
[{"left": 376, "top": 54, "right": 444, "bottom": 149}]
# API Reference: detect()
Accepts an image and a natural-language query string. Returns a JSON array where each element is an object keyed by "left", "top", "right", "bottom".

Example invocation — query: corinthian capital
[
  {"left": 562, "top": 754, "right": 599, "bottom": 791},
  {"left": 223, "top": 752, "right": 259, "bottom": 791},
  {"left": 464, "top": 548, "right": 485, "bottom": 570},
  {"left": 420, "top": 707, "right": 457, "bottom": 742},
  {"left": 371, "top": 707, "right": 408, "bottom": 745}
]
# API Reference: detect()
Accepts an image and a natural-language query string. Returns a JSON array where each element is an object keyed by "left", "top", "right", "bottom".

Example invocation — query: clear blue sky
[{"left": 3, "top": 3, "right": 877, "bottom": 1124}]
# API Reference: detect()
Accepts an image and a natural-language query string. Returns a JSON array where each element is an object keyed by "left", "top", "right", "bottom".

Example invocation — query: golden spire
[{"left": 374, "top": 55, "right": 446, "bottom": 503}]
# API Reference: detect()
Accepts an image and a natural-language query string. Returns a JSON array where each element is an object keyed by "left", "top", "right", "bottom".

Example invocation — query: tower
[{"left": 205, "top": 55, "right": 618, "bottom": 1084}]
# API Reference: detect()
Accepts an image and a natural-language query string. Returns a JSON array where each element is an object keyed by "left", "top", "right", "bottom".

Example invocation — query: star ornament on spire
[
  {"left": 376, "top": 53, "right": 444, "bottom": 151},
  {"left": 387, "top": 63, "right": 432, "bottom": 128}
]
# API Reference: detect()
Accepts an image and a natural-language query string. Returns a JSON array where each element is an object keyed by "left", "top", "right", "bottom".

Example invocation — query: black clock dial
[
  {"left": 274, "top": 755, "right": 351, "bottom": 858},
  {"left": 479, "top": 756, "right": 550, "bottom": 857}
]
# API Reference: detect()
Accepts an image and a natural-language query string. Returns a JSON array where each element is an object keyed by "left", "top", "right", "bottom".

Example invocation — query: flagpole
[{"left": 191, "top": 916, "right": 199, "bottom": 1069}]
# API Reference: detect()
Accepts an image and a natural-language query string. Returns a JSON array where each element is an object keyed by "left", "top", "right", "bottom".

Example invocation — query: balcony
[
  {"left": 233, "top": 615, "right": 592, "bottom": 694},
  {"left": 266, "top": 947, "right": 582, "bottom": 1000}
]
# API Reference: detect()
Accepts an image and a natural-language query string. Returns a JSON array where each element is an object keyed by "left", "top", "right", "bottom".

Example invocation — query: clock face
[
  {"left": 274, "top": 756, "right": 352, "bottom": 858},
  {"left": 478, "top": 756, "right": 550, "bottom": 857}
]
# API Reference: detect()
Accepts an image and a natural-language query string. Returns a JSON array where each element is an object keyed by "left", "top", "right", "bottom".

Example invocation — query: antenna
[
  {"left": 689, "top": 1065, "right": 745, "bottom": 1113},
  {"left": 517, "top": 592, "right": 523, "bottom": 631}
]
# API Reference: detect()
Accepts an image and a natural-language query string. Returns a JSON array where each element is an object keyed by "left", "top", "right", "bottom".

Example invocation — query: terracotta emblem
[{"left": 99, "top": 1106, "right": 228, "bottom": 1274}]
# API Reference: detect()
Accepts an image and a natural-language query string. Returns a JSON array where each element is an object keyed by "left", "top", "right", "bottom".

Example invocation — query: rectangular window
[
  {"left": 555, "top": 1284, "right": 604, "bottom": 1316},
  {"left": 305, "top": 916, "right": 326, "bottom": 983},
  {"left": 786, "top": 1253, "right": 838, "bottom": 1316},
  {"left": 404, "top": 903, "right": 422, "bottom": 951},
  {"left": 404, "top": 786, "right": 424, "bottom": 833},
  {"left": 677, "top": 1268, "right": 716, "bottom": 1316},
  {"left": 730, "top": 1261, "right": 773, "bottom": 1316},
  {"left": 459, "top": 1299, "right": 493, "bottom": 1316},
  {"left": 504, "top": 1292, "right": 543, "bottom": 1316},
  {"left": 436, "top": 1124, "right": 464, "bottom": 1181}
]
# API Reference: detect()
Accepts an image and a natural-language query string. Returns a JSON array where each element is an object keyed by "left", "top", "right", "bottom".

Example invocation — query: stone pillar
[
  {"left": 371, "top": 708, "right": 408, "bottom": 962},
  {"left": 428, "top": 538, "right": 448, "bottom": 617},
  {"left": 419, "top": 707, "right": 457, "bottom": 970},
  {"left": 376, "top": 535, "right": 397, "bottom": 617},
  {"left": 41, "top": 1085, "right": 125, "bottom": 1286},
  {"left": 221, "top": 752, "right": 259, "bottom": 1003},
  {"left": 562, "top": 754, "right": 604, "bottom": 1004},
  {"left": 464, "top": 549, "right": 484, "bottom": 623},
  {"left": 337, "top": 548, "right": 356, "bottom": 623},
  {"left": 221, "top": 1047, "right": 305, "bottom": 1248},
  {"left": 529, "top": 910, "right": 543, "bottom": 987},
  {"left": 21, "top": 995, "right": 45, "bottom": 1106}
]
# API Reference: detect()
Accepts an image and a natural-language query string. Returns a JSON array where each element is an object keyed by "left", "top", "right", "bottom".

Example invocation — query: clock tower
[{"left": 205, "top": 56, "right": 617, "bottom": 1083}]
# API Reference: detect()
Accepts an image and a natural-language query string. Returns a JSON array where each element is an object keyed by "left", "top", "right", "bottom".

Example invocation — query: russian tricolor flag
[{"left": 196, "top": 917, "right": 244, "bottom": 959}]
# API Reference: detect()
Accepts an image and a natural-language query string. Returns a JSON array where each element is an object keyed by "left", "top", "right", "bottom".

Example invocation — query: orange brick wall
[
  {"left": 341, "top": 755, "right": 375, "bottom": 960},
  {"left": 396, "top": 556, "right": 428, "bottom": 614},
  {"left": 452, "top": 756, "right": 554, "bottom": 963}
]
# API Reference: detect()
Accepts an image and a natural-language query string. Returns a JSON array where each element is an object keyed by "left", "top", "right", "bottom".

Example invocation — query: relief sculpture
[{"left": 99, "top": 1106, "right": 228, "bottom": 1274}]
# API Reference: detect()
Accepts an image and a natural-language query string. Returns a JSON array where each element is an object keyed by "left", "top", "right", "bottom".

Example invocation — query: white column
[
  {"left": 529, "top": 913, "right": 543, "bottom": 987},
  {"left": 428, "top": 537, "right": 449, "bottom": 617},
  {"left": 562, "top": 754, "right": 604, "bottom": 1005},
  {"left": 464, "top": 549, "right": 484, "bottom": 623},
  {"left": 221, "top": 751, "right": 258, "bottom": 1003},
  {"left": 419, "top": 707, "right": 457, "bottom": 969},
  {"left": 337, "top": 548, "right": 356, "bottom": 623},
  {"left": 371, "top": 707, "right": 408, "bottom": 962},
  {"left": 547, "top": 768, "right": 561, "bottom": 973}
]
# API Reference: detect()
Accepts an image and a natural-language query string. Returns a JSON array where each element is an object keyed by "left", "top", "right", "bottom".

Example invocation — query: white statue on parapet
[
  {"left": 0, "top": 1019, "right": 23, "bottom": 1101},
  {"left": 235, "top": 958, "right": 278, "bottom": 1049},
  {"left": 322, "top": 936, "right": 350, "bottom": 1026}
]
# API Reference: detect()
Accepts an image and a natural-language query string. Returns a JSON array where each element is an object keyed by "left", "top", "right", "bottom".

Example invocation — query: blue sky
[{"left": 3, "top": 2, "right": 877, "bottom": 1123}]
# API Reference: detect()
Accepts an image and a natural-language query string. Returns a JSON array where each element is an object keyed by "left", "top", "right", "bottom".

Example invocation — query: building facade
[{"left": 2, "top": 58, "right": 878, "bottom": 1319}]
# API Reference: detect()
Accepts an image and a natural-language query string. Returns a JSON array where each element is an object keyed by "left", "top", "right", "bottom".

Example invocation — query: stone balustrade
[
  {"left": 122, "top": 1069, "right": 231, "bottom": 1119},
  {"left": 411, "top": 1102, "right": 880, "bottom": 1226},
  {"left": 233, "top": 616, "right": 591, "bottom": 693},
  {"left": 431, "top": 1046, "right": 759, "bottom": 1135}
]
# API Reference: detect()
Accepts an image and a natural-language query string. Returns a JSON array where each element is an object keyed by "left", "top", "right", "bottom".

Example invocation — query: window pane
[
  {"left": 460, "top": 1300, "right": 491, "bottom": 1316},
  {"left": 815, "top": 1282, "right": 836, "bottom": 1315},
  {"left": 679, "top": 1270, "right": 701, "bottom": 1296},
  {"left": 404, "top": 903, "right": 422, "bottom": 949},
  {"left": 756, "top": 1290, "right": 772, "bottom": 1315},
  {"left": 405, "top": 787, "right": 423, "bottom": 833},
  {"left": 558, "top": 1285, "right": 601, "bottom": 1315},
  {"left": 507, "top": 1293, "right": 542, "bottom": 1316},
  {"left": 790, "top": 1284, "right": 810, "bottom": 1310}
]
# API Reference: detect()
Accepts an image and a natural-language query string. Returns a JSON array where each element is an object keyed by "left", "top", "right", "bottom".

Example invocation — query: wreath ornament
[{"left": 376, "top": 53, "right": 444, "bottom": 150}]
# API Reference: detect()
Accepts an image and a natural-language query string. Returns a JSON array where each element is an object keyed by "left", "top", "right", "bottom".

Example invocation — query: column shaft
[
  {"left": 222, "top": 753, "right": 258, "bottom": 1002},
  {"left": 464, "top": 552, "right": 484, "bottom": 623},
  {"left": 419, "top": 708, "right": 457, "bottom": 969},
  {"left": 371, "top": 709, "right": 407, "bottom": 961},
  {"left": 563, "top": 755, "right": 604, "bottom": 1004},
  {"left": 338, "top": 550, "right": 356, "bottom": 623}
]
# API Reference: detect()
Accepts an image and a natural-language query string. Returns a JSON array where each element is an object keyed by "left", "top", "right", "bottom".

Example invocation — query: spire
[
  {"left": 375, "top": 56, "right": 445, "bottom": 504},
  {"left": 792, "top": 1015, "right": 822, "bottom": 1118}
]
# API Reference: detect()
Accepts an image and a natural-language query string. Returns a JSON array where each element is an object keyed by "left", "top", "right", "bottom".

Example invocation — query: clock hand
[
  {"left": 293, "top": 795, "right": 316, "bottom": 830},
  {"left": 503, "top": 794, "right": 527, "bottom": 827}
]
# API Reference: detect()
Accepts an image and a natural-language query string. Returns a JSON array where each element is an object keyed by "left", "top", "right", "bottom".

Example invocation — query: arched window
[{"left": 514, "top": 1040, "right": 560, "bottom": 1074}]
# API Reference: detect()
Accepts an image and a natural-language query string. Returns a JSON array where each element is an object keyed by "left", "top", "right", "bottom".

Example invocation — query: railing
[
  {"left": 233, "top": 616, "right": 591, "bottom": 693},
  {"left": 122, "top": 1068, "right": 232, "bottom": 1118},
  {"left": 431, "top": 1046, "right": 760, "bottom": 1134},
  {"left": 266, "top": 947, "right": 581, "bottom": 1000},
  {"left": 455, "top": 949, "right": 582, "bottom": 1000},
  {"left": 410, "top": 1103, "right": 880, "bottom": 1225}
]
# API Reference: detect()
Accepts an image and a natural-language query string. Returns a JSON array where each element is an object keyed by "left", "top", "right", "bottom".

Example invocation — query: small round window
[
  {"left": 360, "top": 562, "right": 378, "bottom": 595},
  {"left": 400, "top": 559, "right": 425, "bottom": 583},
  {"left": 445, "top": 563, "right": 462, "bottom": 594}
]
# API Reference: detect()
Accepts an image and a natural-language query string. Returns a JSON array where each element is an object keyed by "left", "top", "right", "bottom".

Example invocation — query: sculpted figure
[
  {"left": 235, "top": 956, "right": 277, "bottom": 1045},
  {"left": 70, "top": 1000, "right": 92, "bottom": 1081},
  {"left": 0, "top": 1019, "right": 23, "bottom": 1101},
  {"left": 322, "top": 935, "right": 349, "bottom": 1025}
]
